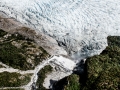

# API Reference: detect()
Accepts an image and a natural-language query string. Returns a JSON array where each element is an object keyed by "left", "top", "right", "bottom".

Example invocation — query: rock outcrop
[{"left": 0, "top": 15, "right": 67, "bottom": 56}]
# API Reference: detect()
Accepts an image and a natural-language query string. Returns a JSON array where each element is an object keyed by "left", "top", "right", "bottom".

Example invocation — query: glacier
[{"left": 0, "top": 0, "right": 120, "bottom": 59}]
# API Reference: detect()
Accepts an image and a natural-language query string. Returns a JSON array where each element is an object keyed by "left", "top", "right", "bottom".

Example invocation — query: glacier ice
[{"left": 0, "top": 0, "right": 120, "bottom": 59}]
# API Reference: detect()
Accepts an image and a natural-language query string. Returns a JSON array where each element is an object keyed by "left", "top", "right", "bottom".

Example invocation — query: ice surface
[{"left": 0, "top": 0, "right": 120, "bottom": 59}]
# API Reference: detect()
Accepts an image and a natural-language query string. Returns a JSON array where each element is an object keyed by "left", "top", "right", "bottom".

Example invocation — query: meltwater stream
[{"left": 24, "top": 55, "right": 76, "bottom": 90}]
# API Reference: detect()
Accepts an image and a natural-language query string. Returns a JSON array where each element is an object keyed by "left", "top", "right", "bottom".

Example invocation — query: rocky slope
[
  {"left": 0, "top": 15, "right": 67, "bottom": 56},
  {"left": 0, "top": 29, "right": 76, "bottom": 90},
  {"left": 0, "top": 0, "right": 120, "bottom": 60}
]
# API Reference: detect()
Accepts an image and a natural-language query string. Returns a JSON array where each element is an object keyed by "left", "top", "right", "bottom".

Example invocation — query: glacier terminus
[{"left": 0, "top": 0, "right": 120, "bottom": 59}]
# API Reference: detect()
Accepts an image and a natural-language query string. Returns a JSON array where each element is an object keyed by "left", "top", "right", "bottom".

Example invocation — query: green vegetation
[
  {"left": 38, "top": 47, "right": 50, "bottom": 60},
  {"left": 82, "top": 36, "right": 120, "bottom": 90},
  {"left": 65, "top": 74, "right": 80, "bottom": 90},
  {"left": 0, "top": 72, "right": 31, "bottom": 87},
  {"left": 0, "top": 64, "right": 4, "bottom": 68},
  {"left": 63, "top": 36, "right": 120, "bottom": 90},
  {"left": 0, "top": 88, "right": 24, "bottom": 90},
  {"left": 0, "top": 29, "right": 7, "bottom": 37},
  {"left": 2, "top": 28, "right": 120, "bottom": 89},
  {"left": 0, "top": 29, "right": 50, "bottom": 70},
  {"left": 36, "top": 65, "right": 53, "bottom": 90},
  {"left": 0, "top": 42, "right": 30, "bottom": 70}
]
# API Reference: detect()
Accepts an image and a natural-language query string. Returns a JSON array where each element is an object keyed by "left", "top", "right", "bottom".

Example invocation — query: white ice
[{"left": 0, "top": 0, "right": 120, "bottom": 58}]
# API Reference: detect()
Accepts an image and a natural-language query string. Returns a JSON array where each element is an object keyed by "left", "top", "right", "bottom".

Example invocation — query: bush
[
  {"left": 36, "top": 65, "right": 53, "bottom": 90},
  {"left": 63, "top": 36, "right": 120, "bottom": 90},
  {"left": 0, "top": 29, "right": 7, "bottom": 37},
  {"left": 83, "top": 36, "right": 120, "bottom": 90},
  {"left": 0, "top": 42, "right": 31, "bottom": 70},
  {"left": 65, "top": 74, "right": 80, "bottom": 90},
  {"left": 0, "top": 30, "right": 50, "bottom": 70},
  {"left": 0, "top": 72, "right": 31, "bottom": 87}
]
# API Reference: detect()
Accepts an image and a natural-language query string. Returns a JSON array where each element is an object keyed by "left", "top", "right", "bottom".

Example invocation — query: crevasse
[{"left": 0, "top": 0, "right": 120, "bottom": 59}]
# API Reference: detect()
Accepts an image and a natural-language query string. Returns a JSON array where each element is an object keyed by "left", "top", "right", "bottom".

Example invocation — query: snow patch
[{"left": 49, "top": 56, "right": 76, "bottom": 70}]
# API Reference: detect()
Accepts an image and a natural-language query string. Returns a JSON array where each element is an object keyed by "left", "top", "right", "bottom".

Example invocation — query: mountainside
[
  {"left": 0, "top": 0, "right": 120, "bottom": 90},
  {"left": 0, "top": 15, "right": 67, "bottom": 56},
  {"left": 1, "top": 0, "right": 120, "bottom": 59},
  {"left": 0, "top": 29, "right": 76, "bottom": 90}
]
